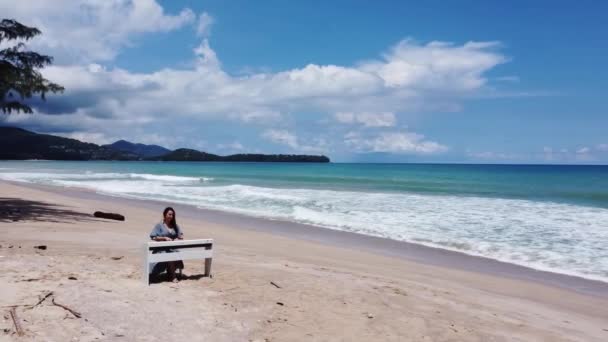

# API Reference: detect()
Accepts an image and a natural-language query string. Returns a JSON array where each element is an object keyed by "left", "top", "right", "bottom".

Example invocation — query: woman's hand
[{"left": 153, "top": 236, "right": 172, "bottom": 241}]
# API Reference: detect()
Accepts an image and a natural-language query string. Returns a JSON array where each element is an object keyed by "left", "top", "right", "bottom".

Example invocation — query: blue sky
[{"left": 1, "top": 0, "right": 607, "bottom": 163}]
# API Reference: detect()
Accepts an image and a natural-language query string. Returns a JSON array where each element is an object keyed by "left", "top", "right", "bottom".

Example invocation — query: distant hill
[
  {"left": 0, "top": 127, "right": 138, "bottom": 160},
  {"left": 103, "top": 140, "right": 170, "bottom": 158},
  {"left": 0, "top": 126, "right": 330, "bottom": 163},
  {"left": 149, "top": 148, "right": 222, "bottom": 161},
  {"left": 222, "top": 153, "right": 330, "bottom": 163},
  {"left": 148, "top": 149, "right": 330, "bottom": 162}
]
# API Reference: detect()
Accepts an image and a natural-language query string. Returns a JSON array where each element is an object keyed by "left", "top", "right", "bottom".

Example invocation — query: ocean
[{"left": 1, "top": 161, "right": 607, "bottom": 282}]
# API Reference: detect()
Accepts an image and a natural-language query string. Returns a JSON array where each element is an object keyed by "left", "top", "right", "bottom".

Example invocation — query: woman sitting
[{"left": 149, "top": 207, "right": 184, "bottom": 282}]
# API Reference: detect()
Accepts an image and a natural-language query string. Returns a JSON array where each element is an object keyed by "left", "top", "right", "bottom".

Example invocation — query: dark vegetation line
[{"left": 0, "top": 126, "right": 330, "bottom": 163}]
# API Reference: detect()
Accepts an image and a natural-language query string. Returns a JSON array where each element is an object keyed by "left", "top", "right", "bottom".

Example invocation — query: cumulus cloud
[
  {"left": 334, "top": 112, "right": 396, "bottom": 127},
  {"left": 576, "top": 147, "right": 590, "bottom": 154},
  {"left": 21, "top": 37, "right": 506, "bottom": 126},
  {"left": 359, "top": 40, "right": 505, "bottom": 91},
  {"left": 262, "top": 129, "right": 299, "bottom": 149},
  {"left": 541, "top": 146, "right": 597, "bottom": 163},
  {"left": 466, "top": 150, "right": 521, "bottom": 161},
  {"left": 595, "top": 144, "right": 608, "bottom": 152},
  {"left": 344, "top": 131, "right": 447, "bottom": 154},
  {"left": 196, "top": 12, "right": 214, "bottom": 37},
  {"left": 261, "top": 130, "right": 329, "bottom": 154},
  {"left": 217, "top": 141, "right": 244, "bottom": 150},
  {"left": 0, "top": 0, "right": 195, "bottom": 63},
  {"left": 469, "top": 147, "right": 602, "bottom": 164},
  {"left": 0, "top": 1, "right": 509, "bottom": 156}
]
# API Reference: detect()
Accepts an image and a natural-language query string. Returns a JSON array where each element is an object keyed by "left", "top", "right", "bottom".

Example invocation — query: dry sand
[{"left": 1, "top": 180, "right": 607, "bottom": 341}]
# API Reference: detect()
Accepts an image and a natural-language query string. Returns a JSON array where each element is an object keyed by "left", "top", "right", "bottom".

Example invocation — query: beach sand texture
[{"left": 1, "top": 181, "right": 607, "bottom": 341}]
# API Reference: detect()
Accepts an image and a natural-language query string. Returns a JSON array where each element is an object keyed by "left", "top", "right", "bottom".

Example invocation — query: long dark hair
[{"left": 163, "top": 207, "right": 177, "bottom": 229}]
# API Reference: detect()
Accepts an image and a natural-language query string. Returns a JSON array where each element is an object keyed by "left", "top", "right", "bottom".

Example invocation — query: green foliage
[
  {"left": 0, "top": 126, "right": 331, "bottom": 162},
  {"left": 149, "top": 149, "right": 330, "bottom": 163},
  {"left": 1, "top": 19, "right": 64, "bottom": 114},
  {"left": 0, "top": 127, "right": 139, "bottom": 160}
]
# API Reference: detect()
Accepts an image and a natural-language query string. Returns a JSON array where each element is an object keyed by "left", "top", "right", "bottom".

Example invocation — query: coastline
[
  {"left": 1, "top": 180, "right": 608, "bottom": 341},
  {"left": 8, "top": 179, "right": 608, "bottom": 298}
]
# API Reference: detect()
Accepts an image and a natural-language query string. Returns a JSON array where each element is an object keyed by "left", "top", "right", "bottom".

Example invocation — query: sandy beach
[{"left": 1, "top": 180, "right": 607, "bottom": 341}]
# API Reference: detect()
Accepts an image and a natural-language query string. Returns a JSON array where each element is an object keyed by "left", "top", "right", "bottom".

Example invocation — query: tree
[{"left": 0, "top": 19, "right": 64, "bottom": 114}]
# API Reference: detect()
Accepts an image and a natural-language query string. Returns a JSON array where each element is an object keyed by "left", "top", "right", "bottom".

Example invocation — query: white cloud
[
  {"left": 54, "top": 131, "right": 113, "bottom": 145},
  {"left": 334, "top": 112, "right": 396, "bottom": 127},
  {"left": 196, "top": 12, "right": 214, "bottom": 37},
  {"left": 232, "top": 142, "right": 244, "bottom": 150},
  {"left": 469, "top": 147, "right": 603, "bottom": 163},
  {"left": 495, "top": 76, "right": 520, "bottom": 83},
  {"left": 576, "top": 147, "right": 590, "bottom": 154},
  {"left": 262, "top": 129, "right": 299, "bottom": 149},
  {"left": 543, "top": 147, "right": 556, "bottom": 161},
  {"left": 0, "top": 1, "right": 511, "bottom": 156},
  {"left": 466, "top": 150, "right": 520, "bottom": 160},
  {"left": 541, "top": 146, "right": 597, "bottom": 163},
  {"left": 193, "top": 39, "right": 221, "bottom": 69},
  {"left": 261, "top": 130, "right": 329, "bottom": 154},
  {"left": 215, "top": 141, "right": 245, "bottom": 154},
  {"left": 0, "top": 0, "right": 195, "bottom": 63},
  {"left": 595, "top": 144, "right": 608, "bottom": 152},
  {"left": 24, "top": 37, "right": 506, "bottom": 128},
  {"left": 344, "top": 131, "right": 447, "bottom": 154},
  {"left": 359, "top": 40, "right": 505, "bottom": 91}
]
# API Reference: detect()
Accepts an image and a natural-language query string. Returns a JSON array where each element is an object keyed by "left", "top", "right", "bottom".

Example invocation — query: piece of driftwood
[
  {"left": 32, "top": 292, "right": 53, "bottom": 308},
  {"left": 9, "top": 307, "right": 25, "bottom": 336},
  {"left": 52, "top": 298, "right": 81, "bottom": 318},
  {"left": 93, "top": 211, "right": 125, "bottom": 221},
  {"left": 21, "top": 278, "right": 40, "bottom": 282},
  {"left": 270, "top": 281, "right": 282, "bottom": 289}
]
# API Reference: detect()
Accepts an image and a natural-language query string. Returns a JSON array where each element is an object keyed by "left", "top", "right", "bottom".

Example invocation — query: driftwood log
[
  {"left": 9, "top": 307, "right": 25, "bottom": 336},
  {"left": 93, "top": 211, "right": 125, "bottom": 221},
  {"left": 32, "top": 292, "right": 53, "bottom": 308},
  {"left": 52, "top": 298, "right": 82, "bottom": 318}
]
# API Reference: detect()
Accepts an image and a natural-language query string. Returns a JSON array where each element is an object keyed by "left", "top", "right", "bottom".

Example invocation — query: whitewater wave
[
  {"left": 1, "top": 170, "right": 607, "bottom": 282},
  {"left": 0, "top": 171, "right": 212, "bottom": 184}
]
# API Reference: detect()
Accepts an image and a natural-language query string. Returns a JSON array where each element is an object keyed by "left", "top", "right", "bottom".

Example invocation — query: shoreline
[
  {"left": 2, "top": 179, "right": 608, "bottom": 340},
  {"left": 7, "top": 179, "right": 608, "bottom": 298}
]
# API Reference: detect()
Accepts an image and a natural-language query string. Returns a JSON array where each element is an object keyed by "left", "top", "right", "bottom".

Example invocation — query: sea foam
[{"left": 1, "top": 169, "right": 607, "bottom": 282}]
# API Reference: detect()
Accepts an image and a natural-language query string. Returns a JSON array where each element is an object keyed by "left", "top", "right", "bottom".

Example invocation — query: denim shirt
[{"left": 150, "top": 222, "right": 183, "bottom": 240}]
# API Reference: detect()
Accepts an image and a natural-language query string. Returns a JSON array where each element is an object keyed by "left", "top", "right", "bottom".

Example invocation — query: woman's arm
[{"left": 152, "top": 236, "right": 172, "bottom": 241}]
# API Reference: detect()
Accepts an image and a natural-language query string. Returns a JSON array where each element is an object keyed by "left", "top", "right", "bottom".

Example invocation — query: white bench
[{"left": 143, "top": 238, "right": 213, "bottom": 285}]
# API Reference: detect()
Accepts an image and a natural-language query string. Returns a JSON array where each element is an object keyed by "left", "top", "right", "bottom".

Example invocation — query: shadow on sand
[
  {"left": 0, "top": 197, "right": 103, "bottom": 223},
  {"left": 148, "top": 272, "right": 209, "bottom": 284}
]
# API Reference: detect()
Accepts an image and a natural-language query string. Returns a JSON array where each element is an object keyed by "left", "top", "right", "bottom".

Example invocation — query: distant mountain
[
  {"left": 148, "top": 149, "right": 330, "bottom": 162},
  {"left": 0, "top": 126, "right": 331, "bottom": 162},
  {"left": 103, "top": 140, "right": 170, "bottom": 158},
  {"left": 149, "top": 148, "right": 222, "bottom": 161},
  {"left": 0, "top": 127, "right": 138, "bottom": 160},
  {"left": 223, "top": 153, "right": 330, "bottom": 163}
]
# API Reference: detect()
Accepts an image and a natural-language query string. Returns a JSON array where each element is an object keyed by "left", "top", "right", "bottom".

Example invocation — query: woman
[{"left": 150, "top": 207, "right": 184, "bottom": 282}]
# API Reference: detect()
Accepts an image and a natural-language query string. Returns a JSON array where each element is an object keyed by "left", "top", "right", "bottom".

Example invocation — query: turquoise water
[{"left": 1, "top": 161, "right": 607, "bottom": 282}]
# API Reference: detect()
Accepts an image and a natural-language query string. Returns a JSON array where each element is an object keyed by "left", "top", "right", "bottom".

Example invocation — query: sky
[{"left": 1, "top": 0, "right": 607, "bottom": 163}]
